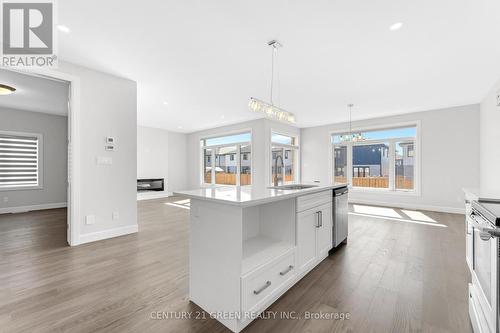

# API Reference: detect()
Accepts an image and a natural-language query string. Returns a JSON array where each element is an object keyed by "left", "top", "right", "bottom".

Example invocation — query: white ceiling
[
  {"left": 57, "top": 0, "right": 500, "bottom": 132},
  {"left": 0, "top": 69, "right": 69, "bottom": 116}
]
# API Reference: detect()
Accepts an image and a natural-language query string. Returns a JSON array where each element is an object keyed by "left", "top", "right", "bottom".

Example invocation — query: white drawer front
[
  {"left": 241, "top": 251, "right": 295, "bottom": 313},
  {"left": 296, "top": 190, "right": 332, "bottom": 212}
]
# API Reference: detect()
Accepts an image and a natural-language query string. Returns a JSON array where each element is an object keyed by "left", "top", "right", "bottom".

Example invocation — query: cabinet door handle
[
  {"left": 319, "top": 211, "right": 323, "bottom": 227},
  {"left": 279, "top": 265, "right": 294, "bottom": 276},
  {"left": 253, "top": 281, "right": 271, "bottom": 295},
  {"left": 315, "top": 211, "right": 321, "bottom": 228}
]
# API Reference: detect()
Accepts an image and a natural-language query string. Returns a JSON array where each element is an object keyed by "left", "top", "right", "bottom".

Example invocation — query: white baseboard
[
  {"left": 349, "top": 199, "right": 465, "bottom": 215},
  {"left": 76, "top": 224, "right": 139, "bottom": 245},
  {"left": 0, "top": 202, "right": 67, "bottom": 214},
  {"left": 137, "top": 191, "right": 171, "bottom": 201}
]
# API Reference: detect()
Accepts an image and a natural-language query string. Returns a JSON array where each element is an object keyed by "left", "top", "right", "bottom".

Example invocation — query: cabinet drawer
[
  {"left": 296, "top": 190, "right": 332, "bottom": 212},
  {"left": 241, "top": 251, "right": 295, "bottom": 313}
]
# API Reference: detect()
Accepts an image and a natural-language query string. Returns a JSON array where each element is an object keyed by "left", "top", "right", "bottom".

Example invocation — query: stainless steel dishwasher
[{"left": 332, "top": 187, "right": 348, "bottom": 248}]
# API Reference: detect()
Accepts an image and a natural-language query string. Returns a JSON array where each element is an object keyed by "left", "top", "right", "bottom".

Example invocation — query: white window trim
[
  {"left": 329, "top": 121, "right": 421, "bottom": 196},
  {"left": 270, "top": 129, "right": 300, "bottom": 185},
  {"left": 199, "top": 129, "right": 253, "bottom": 187},
  {"left": 0, "top": 130, "right": 43, "bottom": 192}
]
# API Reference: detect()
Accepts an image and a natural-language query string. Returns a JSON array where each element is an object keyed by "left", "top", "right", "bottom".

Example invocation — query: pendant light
[
  {"left": 248, "top": 40, "right": 296, "bottom": 124},
  {"left": 340, "top": 104, "right": 362, "bottom": 142},
  {"left": 0, "top": 84, "right": 16, "bottom": 95}
]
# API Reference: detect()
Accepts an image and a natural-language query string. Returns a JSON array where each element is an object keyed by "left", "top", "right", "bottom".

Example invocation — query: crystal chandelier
[{"left": 248, "top": 40, "right": 296, "bottom": 124}]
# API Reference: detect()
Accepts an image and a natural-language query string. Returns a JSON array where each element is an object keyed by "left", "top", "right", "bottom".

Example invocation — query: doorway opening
[{"left": 0, "top": 68, "right": 73, "bottom": 246}]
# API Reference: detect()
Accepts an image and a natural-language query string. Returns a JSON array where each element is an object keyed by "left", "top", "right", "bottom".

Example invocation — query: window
[
  {"left": 201, "top": 132, "right": 251, "bottom": 186},
  {"left": 0, "top": 131, "right": 42, "bottom": 190},
  {"left": 271, "top": 132, "right": 299, "bottom": 185},
  {"left": 407, "top": 144, "right": 414, "bottom": 157},
  {"left": 331, "top": 125, "right": 417, "bottom": 192}
]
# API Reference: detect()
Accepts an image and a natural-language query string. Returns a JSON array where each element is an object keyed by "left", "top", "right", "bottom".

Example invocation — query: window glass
[
  {"left": 284, "top": 149, "right": 295, "bottom": 183},
  {"left": 203, "top": 148, "right": 213, "bottom": 184},
  {"left": 396, "top": 141, "right": 414, "bottom": 190},
  {"left": 215, "top": 146, "right": 237, "bottom": 185},
  {"left": 271, "top": 133, "right": 295, "bottom": 145},
  {"left": 271, "top": 147, "right": 284, "bottom": 185},
  {"left": 204, "top": 132, "right": 251, "bottom": 146},
  {"left": 332, "top": 126, "right": 416, "bottom": 144},
  {"left": 352, "top": 144, "right": 389, "bottom": 189},
  {"left": 201, "top": 132, "right": 252, "bottom": 186},
  {"left": 240, "top": 145, "right": 251, "bottom": 185},
  {"left": 333, "top": 145, "right": 347, "bottom": 183}
]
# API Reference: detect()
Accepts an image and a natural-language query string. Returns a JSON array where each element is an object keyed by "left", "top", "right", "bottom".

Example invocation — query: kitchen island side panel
[{"left": 189, "top": 199, "right": 243, "bottom": 331}]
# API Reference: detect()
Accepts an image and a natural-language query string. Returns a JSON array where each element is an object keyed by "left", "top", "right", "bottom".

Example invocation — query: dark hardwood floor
[{"left": 0, "top": 198, "right": 472, "bottom": 333}]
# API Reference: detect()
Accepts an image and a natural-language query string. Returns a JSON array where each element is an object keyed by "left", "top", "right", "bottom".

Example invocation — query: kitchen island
[{"left": 174, "top": 183, "right": 348, "bottom": 332}]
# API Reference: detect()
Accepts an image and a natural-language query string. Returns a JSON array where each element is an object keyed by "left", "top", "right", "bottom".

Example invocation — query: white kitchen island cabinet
[{"left": 174, "top": 184, "right": 347, "bottom": 333}]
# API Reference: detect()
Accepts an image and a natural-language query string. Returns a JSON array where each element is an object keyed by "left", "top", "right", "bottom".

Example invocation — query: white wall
[
  {"left": 137, "top": 126, "right": 188, "bottom": 199},
  {"left": 480, "top": 79, "right": 500, "bottom": 199},
  {"left": 186, "top": 119, "right": 300, "bottom": 190},
  {"left": 168, "top": 131, "right": 188, "bottom": 193},
  {"left": 137, "top": 126, "right": 169, "bottom": 199},
  {"left": 0, "top": 108, "right": 67, "bottom": 213},
  {"left": 57, "top": 61, "right": 138, "bottom": 244},
  {"left": 301, "top": 104, "right": 480, "bottom": 213}
]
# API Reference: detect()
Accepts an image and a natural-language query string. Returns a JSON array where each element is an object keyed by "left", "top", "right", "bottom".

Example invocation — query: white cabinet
[
  {"left": 297, "top": 208, "right": 317, "bottom": 272},
  {"left": 297, "top": 201, "right": 332, "bottom": 274},
  {"left": 316, "top": 204, "right": 332, "bottom": 257}
]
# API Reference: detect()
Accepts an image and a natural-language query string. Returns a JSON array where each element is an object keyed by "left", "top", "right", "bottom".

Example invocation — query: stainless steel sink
[{"left": 268, "top": 184, "right": 319, "bottom": 190}]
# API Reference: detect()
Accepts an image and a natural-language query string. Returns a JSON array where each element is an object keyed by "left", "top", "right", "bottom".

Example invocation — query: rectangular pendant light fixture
[
  {"left": 248, "top": 97, "right": 296, "bottom": 123},
  {"left": 248, "top": 40, "right": 296, "bottom": 124}
]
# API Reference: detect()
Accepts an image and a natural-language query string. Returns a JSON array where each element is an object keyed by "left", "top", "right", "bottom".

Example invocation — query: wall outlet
[
  {"left": 3, "top": 197, "right": 8, "bottom": 203},
  {"left": 85, "top": 215, "right": 96, "bottom": 225},
  {"left": 112, "top": 211, "right": 119, "bottom": 220}
]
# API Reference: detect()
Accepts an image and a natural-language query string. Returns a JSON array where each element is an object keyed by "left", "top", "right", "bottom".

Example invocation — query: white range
[{"left": 174, "top": 183, "right": 348, "bottom": 332}]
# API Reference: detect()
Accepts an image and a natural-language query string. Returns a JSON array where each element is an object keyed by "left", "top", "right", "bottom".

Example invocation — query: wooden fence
[
  {"left": 204, "top": 172, "right": 293, "bottom": 185},
  {"left": 334, "top": 176, "right": 413, "bottom": 190}
]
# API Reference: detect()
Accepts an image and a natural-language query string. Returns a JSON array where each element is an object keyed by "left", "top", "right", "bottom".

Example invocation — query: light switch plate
[
  {"left": 86, "top": 215, "right": 95, "bottom": 225},
  {"left": 105, "top": 145, "right": 115, "bottom": 152}
]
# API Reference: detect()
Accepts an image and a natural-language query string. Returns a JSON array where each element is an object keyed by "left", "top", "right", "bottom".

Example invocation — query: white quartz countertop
[{"left": 173, "top": 183, "right": 348, "bottom": 207}]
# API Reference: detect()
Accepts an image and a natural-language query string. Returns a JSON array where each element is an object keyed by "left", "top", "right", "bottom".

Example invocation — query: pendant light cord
[{"left": 270, "top": 46, "right": 275, "bottom": 105}]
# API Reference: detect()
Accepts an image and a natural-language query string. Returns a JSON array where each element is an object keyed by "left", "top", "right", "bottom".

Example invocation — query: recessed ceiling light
[
  {"left": 163, "top": 101, "right": 168, "bottom": 106},
  {"left": 389, "top": 22, "right": 403, "bottom": 31},
  {"left": 0, "top": 84, "right": 16, "bottom": 95},
  {"left": 221, "top": 115, "right": 225, "bottom": 119},
  {"left": 177, "top": 126, "right": 183, "bottom": 129},
  {"left": 57, "top": 25, "right": 71, "bottom": 33}
]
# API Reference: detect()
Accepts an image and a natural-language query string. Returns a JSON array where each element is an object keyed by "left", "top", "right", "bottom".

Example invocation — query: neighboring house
[
  {"left": 205, "top": 146, "right": 251, "bottom": 174},
  {"left": 396, "top": 142, "right": 414, "bottom": 179},
  {"left": 352, "top": 144, "right": 389, "bottom": 177}
]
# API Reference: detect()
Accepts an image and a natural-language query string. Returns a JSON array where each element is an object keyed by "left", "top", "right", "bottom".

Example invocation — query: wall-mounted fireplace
[{"left": 137, "top": 178, "right": 164, "bottom": 192}]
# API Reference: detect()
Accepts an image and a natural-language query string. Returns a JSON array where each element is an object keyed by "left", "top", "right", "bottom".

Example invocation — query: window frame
[
  {"left": 0, "top": 130, "right": 44, "bottom": 191},
  {"left": 329, "top": 122, "right": 421, "bottom": 195},
  {"left": 200, "top": 129, "right": 253, "bottom": 187},
  {"left": 270, "top": 130, "right": 300, "bottom": 185}
]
